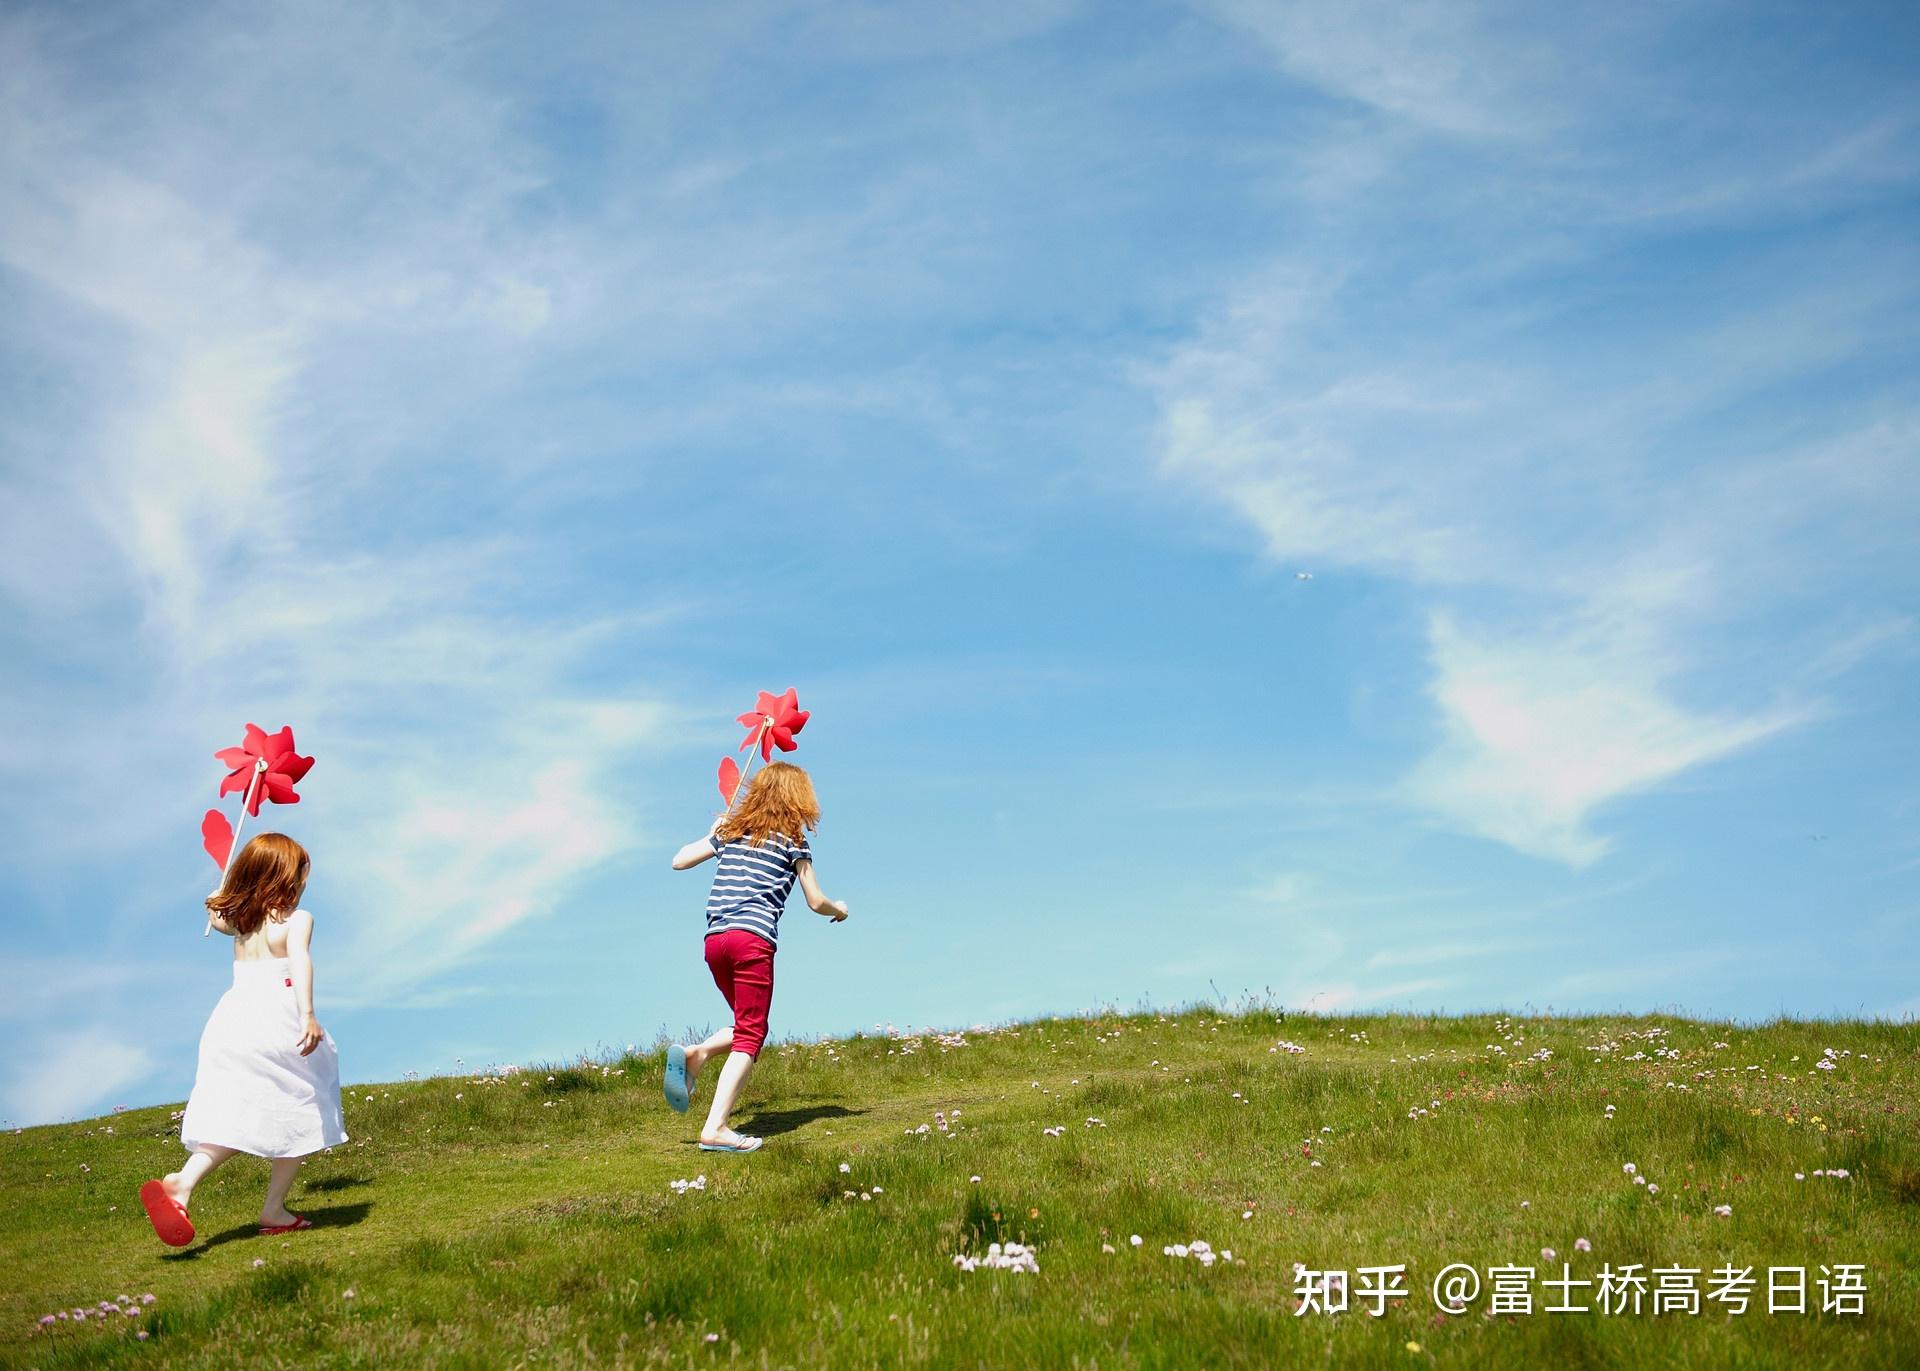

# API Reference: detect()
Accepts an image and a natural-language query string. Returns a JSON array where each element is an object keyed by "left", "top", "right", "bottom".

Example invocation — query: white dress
[{"left": 180, "top": 949, "right": 347, "bottom": 1158}]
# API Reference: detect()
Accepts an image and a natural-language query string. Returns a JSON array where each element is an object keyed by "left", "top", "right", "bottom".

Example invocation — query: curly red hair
[{"left": 716, "top": 762, "right": 819, "bottom": 847}]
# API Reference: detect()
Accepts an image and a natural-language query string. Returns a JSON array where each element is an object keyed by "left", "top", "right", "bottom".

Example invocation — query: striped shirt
[{"left": 704, "top": 831, "right": 812, "bottom": 946}]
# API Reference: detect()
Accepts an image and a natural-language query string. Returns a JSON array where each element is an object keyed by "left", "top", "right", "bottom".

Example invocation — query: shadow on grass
[
  {"left": 304, "top": 1174, "right": 372, "bottom": 1193},
  {"left": 726, "top": 1104, "right": 864, "bottom": 1139},
  {"left": 159, "top": 1202, "right": 372, "bottom": 1260}
]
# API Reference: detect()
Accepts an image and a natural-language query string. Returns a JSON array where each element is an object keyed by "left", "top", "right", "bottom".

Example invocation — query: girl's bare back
[{"left": 220, "top": 909, "right": 296, "bottom": 961}]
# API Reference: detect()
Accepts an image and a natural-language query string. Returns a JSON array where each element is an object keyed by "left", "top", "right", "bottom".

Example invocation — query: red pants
[{"left": 704, "top": 929, "right": 775, "bottom": 1058}]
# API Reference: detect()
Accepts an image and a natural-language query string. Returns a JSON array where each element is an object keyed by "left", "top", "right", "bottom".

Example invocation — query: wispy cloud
[
  {"left": 1151, "top": 269, "right": 1875, "bottom": 860},
  {"left": 1, "top": 0, "right": 1140, "bottom": 1121},
  {"left": 1, "top": 1, "right": 1912, "bottom": 1124},
  {"left": 1154, "top": 3, "right": 1918, "bottom": 864},
  {"left": 0, "top": 11, "right": 689, "bottom": 1003},
  {"left": 0, "top": 959, "right": 151, "bottom": 1022},
  {"left": 1244, "top": 872, "right": 1308, "bottom": 905},
  {"left": 1400, "top": 612, "right": 1801, "bottom": 864},
  {"left": 1198, "top": 0, "right": 1595, "bottom": 142},
  {"left": 1289, "top": 977, "right": 1457, "bottom": 1013},
  {"left": 1363, "top": 941, "right": 1500, "bottom": 973},
  {"left": 4, "top": 1029, "right": 153, "bottom": 1125}
]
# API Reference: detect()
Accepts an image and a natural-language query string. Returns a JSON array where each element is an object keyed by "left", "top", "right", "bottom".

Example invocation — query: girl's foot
[
  {"left": 258, "top": 1214, "right": 312, "bottom": 1235},
  {"left": 664, "top": 1044, "right": 692, "bottom": 1113},
  {"left": 139, "top": 1179, "right": 195, "bottom": 1247},
  {"left": 697, "top": 1128, "right": 763, "bottom": 1153}
]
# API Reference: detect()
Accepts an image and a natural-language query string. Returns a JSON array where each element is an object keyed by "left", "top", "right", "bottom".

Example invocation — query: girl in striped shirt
[{"left": 664, "top": 761, "right": 848, "bottom": 1152}]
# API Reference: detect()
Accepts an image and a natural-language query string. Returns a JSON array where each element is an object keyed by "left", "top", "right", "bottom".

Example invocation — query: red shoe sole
[{"left": 139, "top": 1180, "right": 194, "bottom": 1247}]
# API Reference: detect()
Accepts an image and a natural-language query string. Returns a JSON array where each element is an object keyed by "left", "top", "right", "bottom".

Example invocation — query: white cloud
[
  {"left": 0, "top": 960, "right": 148, "bottom": 1021},
  {"left": 4, "top": 1030, "right": 153, "bottom": 1125},
  {"left": 1201, "top": 0, "right": 1919, "bottom": 223},
  {"left": 1152, "top": 267, "right": 1853, "bottom": 861},
  {"left": 1244, "top": 872, "right": 1308, "bottom": 905},
  {"left": 1197, "top": 0, "right": 1590, "bottom": 141},
  {"left": 1152, "top": 11, "right": 1917, "bottom": 865},
  {"left": 0, "top": 0, "right": 1911, "bottom": 1119},
  {"left": 142, "top": 546, "right": 686, "bottom": 998},
  {"left": 0, "top": 13, "right": 690, "bottom": 1007},
  {"left": 1402, "top": 614, "right": 1800, "bottom": 865},
  {"left": 4, "top": 0, "right": 1126, "bottom": 1089},
  {"left": 324, "top": 704, "right": 674, "bottom": 1000},
  {"left": 1548, "top": 950, "right": 1760, "bottom": 1001},
  {"left": 787, "top": 0, "right": 1082, "bottom": 60},
  {"left": 1284, "top": 977, "right": 1455, "bottom": 1013},
  {"left": 1362, "top": 941, "right": 1493, "bottom": 972}
]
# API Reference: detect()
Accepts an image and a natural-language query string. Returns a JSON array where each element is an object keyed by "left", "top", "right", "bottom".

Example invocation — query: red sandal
[
  {"left": 139, "top": 1180, "right": 195, "bottom": 1247},
  {"left": 258, "top": 1215, "right": 313, "bottom": 1236}
]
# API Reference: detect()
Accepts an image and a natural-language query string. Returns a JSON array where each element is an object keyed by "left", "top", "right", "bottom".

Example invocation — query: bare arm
[
  {"left": 671, "top": 818, "right": 723, "bottom": 870},
  {"left": 794, "top": 860, "right": 848, "bottom": 921},
  {"left": 287, "top": 910, "right": 325, "bottom": 1056}
]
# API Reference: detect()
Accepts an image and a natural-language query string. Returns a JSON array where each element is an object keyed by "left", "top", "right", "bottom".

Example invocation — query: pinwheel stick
[
  {"left": 203, "top": 758, "right": 269, "bottom": 938},
  {"left": 727, "top": 719, "right": 769, "bottom": 810}
]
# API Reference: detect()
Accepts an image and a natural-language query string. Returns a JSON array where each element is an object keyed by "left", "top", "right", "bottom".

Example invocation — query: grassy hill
[{"left": 3, "top": 1008, "right": 1916, "bottom": 1368}]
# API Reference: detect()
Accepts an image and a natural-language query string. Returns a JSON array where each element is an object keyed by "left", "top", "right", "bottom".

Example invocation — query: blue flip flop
[
  {"left": 663, "top": 1044, "right": 690, "bottom": 1113},
  {"left": 698, "top": 1135, "right": 764, "bottom": 1154}
]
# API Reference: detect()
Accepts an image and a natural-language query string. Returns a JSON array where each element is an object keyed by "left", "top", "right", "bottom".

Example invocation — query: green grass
[{"left": 3, "top": 1008, "right": 1917, "bottom": 1368}]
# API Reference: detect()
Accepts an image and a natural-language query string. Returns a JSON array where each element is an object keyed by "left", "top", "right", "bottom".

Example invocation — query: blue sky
[{"left": 2, "top": 1, "right": 1915, "bottom": 1126}]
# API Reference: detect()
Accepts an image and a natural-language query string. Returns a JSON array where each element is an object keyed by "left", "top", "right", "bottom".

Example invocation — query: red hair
[
  {"left": 716, "top": 762, "right": 820, "bottom": 847},
  {"left": 205, "top": 832, "right": 310, "bottom": 936}
]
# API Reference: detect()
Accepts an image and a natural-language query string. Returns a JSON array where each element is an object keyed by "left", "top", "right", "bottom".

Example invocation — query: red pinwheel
[
  {"left": 215, "top": 724, "right": 315, "bottom": 816},
  {"left": 737, "top": 688, "right": 809, "bottom": 761},
  {"left": 200, "top": 723, "right": 316, "bottom": 878},
  {"left": 716, "top": 687, "right": 809, "bottom": 806},
  {"left": 201, "top": 810, "right": 238, "bottom": 870}
]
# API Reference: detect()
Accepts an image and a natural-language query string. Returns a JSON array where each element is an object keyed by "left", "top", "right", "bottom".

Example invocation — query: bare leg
[
  {"left": 683, "top": 1027, "right": 734, "bottom": 1085},
  {"left": 164, "top": 1144, "right": 237, "bottom": 1211},
  {"left": 698, "top": 1050, "right": 757, "bottom": 1145},
  {"left": 260, "top": 1158, "right": 304, "bottom": 1226}
]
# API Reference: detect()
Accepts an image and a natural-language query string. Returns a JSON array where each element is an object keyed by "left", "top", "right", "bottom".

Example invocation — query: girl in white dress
[{"left": 140, "top": 832, "right": 347, "bottom": 1246}]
